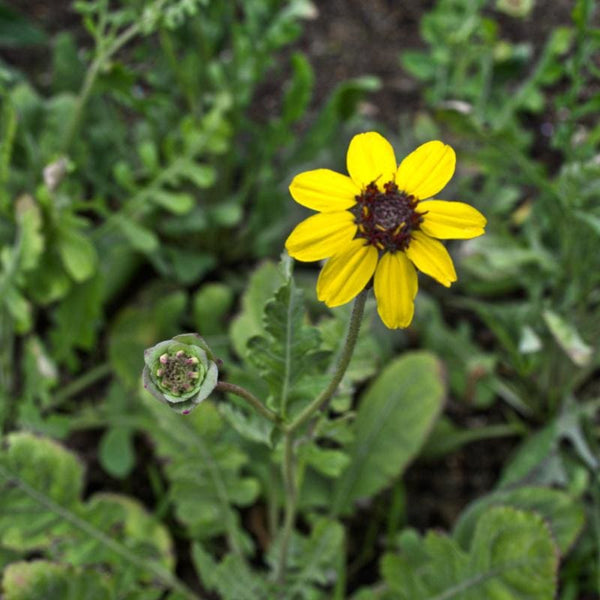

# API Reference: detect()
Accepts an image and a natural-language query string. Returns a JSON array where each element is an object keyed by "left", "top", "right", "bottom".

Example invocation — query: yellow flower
[{"left": 285, "top": 132, "right": 486, "bottom": 328}]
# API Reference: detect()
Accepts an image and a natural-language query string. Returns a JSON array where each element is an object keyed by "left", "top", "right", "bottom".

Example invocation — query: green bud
[{"left": 142, "top": 333, "right": 219, "bottom": 414}]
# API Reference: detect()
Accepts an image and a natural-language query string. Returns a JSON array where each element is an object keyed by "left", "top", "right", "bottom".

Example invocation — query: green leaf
[
  {"left": 230, "top": 261, "right": 285, "bottom": 358},
  {"left": 50, "top": 274, "right": 104, "bottom": 366},
  {"left": 192, "top": 283, "right": 234, "bottom": 335},
  {"left": 469, "top": 507, "right": 558, "bottom": 598},
  {"left": 169, "top": 161, "right": 216, "bottom": 188},
  {"left": 147, "top": 401, "right": 259, "bottom": 551},
  {"left": 99, "top": 427, "right": 136, "bottom": 479},
  {"left": 2, "top": 560, "right": 112, "bottom": 600},
  {"left": 382, "top": 507, "right": 558, "bottom": 599},
  {"left": 498, "top": 423, "right": 559, "bottom": 488},
  {"left": 150, "top": 191, "right": 195, "bottom": 215},
  {"left": 114, "top": 215, "right": 159, "bottom": 252},
  {"left": 15, "top": 195, "right": 44, "bottom": 272},
  {"left": 0, "top": 433, "right": 182, "bottom": 596},
  {"left": 247, "top": 270, "right": 327, "bottom": 415},
  {"left": 401, "top": 50, "right": 437, "bottom": 80},
  {"left": 0, "top": 4, "right": 47, "bottom": 46},
  {"left": 302, "top": 445, "right": 350, "bottom": 478},
  {"left": 331, "top": 352, "right": 445, "bottom": 515},
  {"left": 282, "top": 52, "right": 314, "bottom": 124},
  {"left": 542, "top": 309, "right": 593, "bottom": 367},
  {"left": 454, "top": 486, "right": 585, "bottom": 556},
  {"left": 193, "top": 545, "right": 275, "bottom": 600},
  {"left": 285, "top": 518, "right": 344, "bottom": 598},
  {"left": 58, "top": 227, "right": 98, "bottom": 283},
  {"left": 3, "top": 284, "right": 32, "bottom": 333}
]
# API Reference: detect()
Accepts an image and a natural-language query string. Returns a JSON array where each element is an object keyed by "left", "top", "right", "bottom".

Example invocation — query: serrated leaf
[
  {"left": 2, "top": 560, "right": 112, "bottom": 600},
  {"left": 454, "top": 486, "right": 585, "bottom": 555},
  {"left": 230, "top": 261, "right": 285, "bottom": 358},
  {"left": 382, "top": 506, "right": 558, "bottom": 599},
  {"left": 331, "top": 352, "right": 445, "bottom": 515},
  {"left": 285, "top": 519, "right": 344, "bottom": 598},
  {"left": 147, "top": 401, "right": 258, "bottom": 551},
  {"left": 247, "top": 276, "right": 326, "bottom": 415},
  {"left": 193, "top": 545, "right": 275, "bottom": 600}
]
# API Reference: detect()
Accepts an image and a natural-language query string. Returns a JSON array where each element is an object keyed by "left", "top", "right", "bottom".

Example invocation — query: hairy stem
[
  {"left": 215, "top": 381, "right": 281, "bottom": 425},
  {"left": 275, "top": 432, "right": 297, "bottom": 585},
  {"left": 274, "top": 289, "right": 369, "bottom": 585}
]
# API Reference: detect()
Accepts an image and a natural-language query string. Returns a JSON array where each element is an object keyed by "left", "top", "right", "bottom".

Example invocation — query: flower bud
[{"left": 142, "top": 333, "right": 218, "bottom": 414}]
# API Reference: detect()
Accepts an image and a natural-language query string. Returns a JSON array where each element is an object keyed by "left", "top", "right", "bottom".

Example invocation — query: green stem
[
  {"left": 274, "top": 289, "right": 369, "bottom": 585},
  {"left": 286, "top": 289, "right": 368, "bottom": 434},
  {"left": 275, "top": 432, "right": 297, "bottom": 585},
  {"left": 215, "top": 381, "right": 281, "bottom": 425},
  {"left": 50, "top": 362, "right": 112, "bottom": 408}
]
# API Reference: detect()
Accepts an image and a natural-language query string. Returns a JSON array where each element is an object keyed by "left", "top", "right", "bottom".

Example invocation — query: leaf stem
[
  {"left": 285, "top": 288, "right": 368, "bottom": 434},
  {"left": 215, "top": 381, "right": 281, "bottom": 425}
]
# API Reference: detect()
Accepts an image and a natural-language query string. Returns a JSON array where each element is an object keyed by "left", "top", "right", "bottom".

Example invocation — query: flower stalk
[
  {"left": 274, "top": 289, "right": 368, "bottom": 585},
  {"left": 215, "top": 381, "right": 281, "bottom": 425}
]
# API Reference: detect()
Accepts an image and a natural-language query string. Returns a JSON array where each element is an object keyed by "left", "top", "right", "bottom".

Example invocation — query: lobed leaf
[
  {"left": 453, "top": 486, "right": 585, "bottom": 556},
  {"left": 382, "top": 506, "right": 558, "bottom": 600},
  {"left": 2, "top": 560, "right": 112, "bottom": 600},
  {"left": 0, "top": 433, "right": 186, "bottom": 597}
]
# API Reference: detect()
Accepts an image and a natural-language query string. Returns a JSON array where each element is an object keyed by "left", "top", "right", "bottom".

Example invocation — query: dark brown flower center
[{"left": 351, "top": 181, "right": 424, "bottom": 252}]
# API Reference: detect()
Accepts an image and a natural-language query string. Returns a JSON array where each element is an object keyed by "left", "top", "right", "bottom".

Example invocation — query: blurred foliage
[{"left": 0, "top": 0, "right": 599, "bottom": 597}]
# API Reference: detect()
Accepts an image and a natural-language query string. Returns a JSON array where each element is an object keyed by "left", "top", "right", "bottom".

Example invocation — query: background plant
[{"left": 0, "top": 0, "right": 598, "bottom": 598}]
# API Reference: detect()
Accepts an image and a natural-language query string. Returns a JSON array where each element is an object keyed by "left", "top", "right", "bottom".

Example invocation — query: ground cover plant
[{"left": 0, "top": 0, "right": 599, "bottom": 598}]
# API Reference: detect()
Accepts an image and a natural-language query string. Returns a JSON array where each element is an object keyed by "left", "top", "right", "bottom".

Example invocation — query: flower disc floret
[
  {"left": 143, "top": 334, "right": 218, "bottom": 414},
  {"left": 352, "top": 181, "right": 424, "bottom": 252}
]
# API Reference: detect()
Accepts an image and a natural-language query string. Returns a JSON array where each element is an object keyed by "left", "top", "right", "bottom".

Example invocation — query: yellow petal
[
  {"left": 290, "top": 169, "right": 359, "bottom": 212},
  {"left": 405, "top": 231, "right": 457, "bottom": 287},
  {"left": 346, "top": 132, "right": 397, "bottom": 190},
  {"left": 374, "top": 252, "right": 418, "bottom": 329},
  {"left": 285, "top": 212, "right": 357, "bottom": 262},
  {"left": 395, "top": 141, "right": 456, "bottom": 200},
  {"left": 419, "top": 200, "right": 487, "bottom": 239},
  {"left": 317, "top": 239, "right": 378, "bottom": 307}
]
